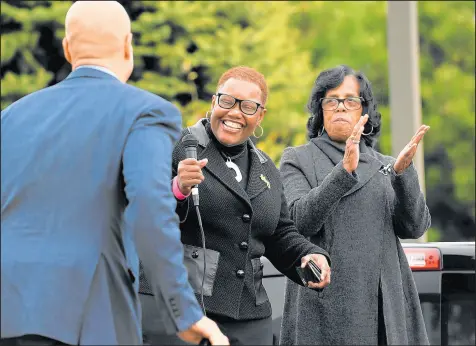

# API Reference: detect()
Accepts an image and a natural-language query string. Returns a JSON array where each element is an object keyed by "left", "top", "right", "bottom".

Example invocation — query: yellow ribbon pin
[{"left": 260, "top": 174, "right": 270, "bottom": 189}]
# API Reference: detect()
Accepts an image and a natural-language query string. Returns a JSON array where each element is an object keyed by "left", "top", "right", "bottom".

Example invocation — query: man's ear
[
  {"left": 62, "top": 37, "right": 72, "bottom": 64},
  {"left": 124, "top": 33, "right": 133, "bottom": 60}
]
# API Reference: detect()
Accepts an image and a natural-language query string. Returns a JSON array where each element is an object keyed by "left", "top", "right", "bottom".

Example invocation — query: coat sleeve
[
  {"left": 263, "top": 181, "right": 331, "bottom": 286},
  {"left": 122, "top": 102, "right": 203, "bottom": 333},
  {"left": 279, "top": 147, "right": 358, "bottom": 237},
  {"left": 390, "top": 162, "right": 431, "bottom": 239}
]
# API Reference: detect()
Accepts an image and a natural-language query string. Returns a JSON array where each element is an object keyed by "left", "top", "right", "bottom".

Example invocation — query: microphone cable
[
  {"left": 191, "top": 180, "right": 206, "bottom": 316},
  {"left": 194, "top": 202, "right": 207, "bottom": 317},
  {"left": 182, "top": 133, "right": 207, "bottom": 316}
]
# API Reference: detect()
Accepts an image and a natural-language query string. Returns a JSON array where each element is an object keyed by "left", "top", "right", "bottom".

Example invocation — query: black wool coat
[{"left": 140, "top": 119, "right": 329, "bottom": 321}]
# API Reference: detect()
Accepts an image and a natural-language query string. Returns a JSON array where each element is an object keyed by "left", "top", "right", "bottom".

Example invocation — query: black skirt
[{"left": 141, "top": 294, "right": 273, "bottom": 345}]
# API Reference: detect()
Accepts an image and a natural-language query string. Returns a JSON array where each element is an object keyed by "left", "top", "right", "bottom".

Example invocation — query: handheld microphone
[
  {"left": 182, "top": 134, "right": 200, "bottom": 207},
  {"left": 181, "top": 133, "right": 207, "bottom": 316}
]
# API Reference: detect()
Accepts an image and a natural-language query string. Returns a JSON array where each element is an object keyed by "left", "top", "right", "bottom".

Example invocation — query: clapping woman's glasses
[{"left": 320, "top": 97, "right": 365, "bottom": 111}]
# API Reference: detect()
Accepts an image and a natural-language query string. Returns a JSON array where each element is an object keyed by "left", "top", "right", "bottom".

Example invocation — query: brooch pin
[
  {"left": 260, "top": 174, "right": 271, "bottom": 189},
  {"left": 379, "top": 164, "right": 392, "bottom": 176}
]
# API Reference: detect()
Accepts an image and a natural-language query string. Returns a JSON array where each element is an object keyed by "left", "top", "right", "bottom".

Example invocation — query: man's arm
[{"left": 122, "top": 103, "right": 203, "bottom": 333}]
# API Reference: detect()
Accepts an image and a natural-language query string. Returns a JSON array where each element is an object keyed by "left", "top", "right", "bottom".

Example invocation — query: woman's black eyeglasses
[
  {"left": 216, "top": 93, "right": 264, "bottom": 116},
  {"left": 320, "top": 97, "right": 365, "bottom": 111}
]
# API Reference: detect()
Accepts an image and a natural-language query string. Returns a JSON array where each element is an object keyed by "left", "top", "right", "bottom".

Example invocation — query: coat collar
[
  {"left": 187, "top": 119, "right": 270, "bottom": 206},
  {"left": 310, "top": 134, "right": 384, "bottom": 197},
  {"left": 65, "top": 67, "right": 120, "bottom": 82}
]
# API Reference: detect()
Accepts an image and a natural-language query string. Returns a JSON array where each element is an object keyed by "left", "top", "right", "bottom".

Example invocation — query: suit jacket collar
[
  {"left": 310, "top": 133, "right": 384, "bottom": 197},
  {"left": 65, "top": 67, "right": 120, "bottom": 82},
  {"left": 187, "top": 119, "right": 270, "bottom": 205}
]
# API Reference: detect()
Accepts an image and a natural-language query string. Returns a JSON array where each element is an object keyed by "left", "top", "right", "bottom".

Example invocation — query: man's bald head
[{"left": 63, "top": 1, "right": 133, "bottom": 82}]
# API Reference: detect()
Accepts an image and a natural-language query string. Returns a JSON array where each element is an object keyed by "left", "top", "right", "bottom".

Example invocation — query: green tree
[
  {"left": 128, "top": 1, "right": 315, "bottom": 161},
  {"left": 1, "top": 1, "right": 72, "bottom": 110},
  {"left": 1, "top": 0, "right": 474, "bottom": 241},
  {"left": 418, "top": 1, "right": 475, "bottom": 206}
]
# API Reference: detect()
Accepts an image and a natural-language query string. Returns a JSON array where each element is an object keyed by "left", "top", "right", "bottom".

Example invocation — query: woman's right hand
[
  {"left": 176, "top": 158, "right": 208, "bottom": 196},
  {"left": 342, "top": 114, "right": 369, "bottom": 174}
]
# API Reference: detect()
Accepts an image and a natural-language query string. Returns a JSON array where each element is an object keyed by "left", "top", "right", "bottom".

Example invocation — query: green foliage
[
  {"left": 1, "top": 1, "right": 70, "bottom": 109},
  {"left": 1, "top": 0, "right": 474, "bottom": 240},
  {"left": 426, "top": 227, "right": 441, "bottom": 242},
  {"left": 418, "top": 1, "right": 475, "bottom": 207},
  {"left": 287, "top": 1, "right": 391, "bottom": 152},
  {"left": 128, "top": 1, "right": 315, "bottom": 161}
]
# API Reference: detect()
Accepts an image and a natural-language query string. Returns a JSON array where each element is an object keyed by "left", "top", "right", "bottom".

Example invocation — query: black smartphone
[{"left": 296, "top": 259, "right": 321, "bottom": 286}]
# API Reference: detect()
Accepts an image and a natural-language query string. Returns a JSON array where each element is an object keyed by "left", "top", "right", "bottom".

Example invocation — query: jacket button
[
  {"left": 236, "top": 270, "right": 245, "bottom": 278},
  {"left": 242, "top": 214, "right": 251, "bottom": 222},
  {"left": 239, "top": 242, "right": 248, "bottom": 250},
  {"left": 191, "top": 251, "right": 199, "bottom": 259}
]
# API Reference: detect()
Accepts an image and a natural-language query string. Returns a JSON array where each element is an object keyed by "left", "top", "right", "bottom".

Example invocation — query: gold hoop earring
[
  {"left": 205, "top": 111, "right": 211, "bottom": 120},
  {"left": 253, "top": 124, "right": 264, "bottom": 138}
]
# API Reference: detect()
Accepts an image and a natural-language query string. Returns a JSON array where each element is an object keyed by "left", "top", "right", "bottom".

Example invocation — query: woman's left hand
[
  {"left": 393, "top": 125, "right": 430, "bottom": 174},
  {"left": 301, "top": 254, "right": 331, "bottom": 289}
]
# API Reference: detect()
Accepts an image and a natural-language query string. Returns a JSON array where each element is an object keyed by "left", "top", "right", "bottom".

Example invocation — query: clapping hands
[
  {"left": 393, "top": 125, "right": 430, "bottom": 175},
  {"left": 343, "top": 114, "right": 369, "bottom": 173}
]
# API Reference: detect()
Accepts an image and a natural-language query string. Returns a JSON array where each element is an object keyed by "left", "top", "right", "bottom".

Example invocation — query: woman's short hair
[
  {"left": 217, "top": 66, "right": 268, "bottom": 106},
  {"left": 306, "top": 65, "right": 381, "bottom": 147}
]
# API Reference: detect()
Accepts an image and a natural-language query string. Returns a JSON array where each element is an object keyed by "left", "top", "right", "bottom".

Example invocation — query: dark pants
[
  {"left": 141, "top": 294, "right": 273, "bottom": 345},
  {"left": 0, "top": 335, "right": 69, "bottom": 346}
]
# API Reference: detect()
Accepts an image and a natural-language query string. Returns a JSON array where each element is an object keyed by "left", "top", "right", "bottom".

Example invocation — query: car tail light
[{"left": 404, "top": 248, "right": 442, "bottom": 271}]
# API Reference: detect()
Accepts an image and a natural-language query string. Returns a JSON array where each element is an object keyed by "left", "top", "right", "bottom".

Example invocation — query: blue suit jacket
[{"left": 1, "top": 68, "right": 203, "bottom": 345}]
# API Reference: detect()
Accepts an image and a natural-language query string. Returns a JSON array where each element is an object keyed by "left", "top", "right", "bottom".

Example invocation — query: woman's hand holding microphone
[{"left": 176, "top": 158, "right": 208, "bottom": 196}]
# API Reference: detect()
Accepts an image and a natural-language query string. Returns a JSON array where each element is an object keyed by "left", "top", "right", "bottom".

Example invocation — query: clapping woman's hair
[{"left": 306, "top": 65, "right": 382, "bottom": 147}]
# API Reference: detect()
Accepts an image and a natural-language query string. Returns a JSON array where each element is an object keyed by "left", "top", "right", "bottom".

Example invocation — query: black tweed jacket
[{"left": 140, "top": 119, "right": 329, "bottom": 321}]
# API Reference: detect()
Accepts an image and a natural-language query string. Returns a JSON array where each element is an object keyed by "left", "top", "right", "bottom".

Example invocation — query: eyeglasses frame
[
  {"left": 216, "top": 93, "right": 265, "bottom": 116},
  {"left": 319, "top": 96, "right": 366, "bottom": 111}
]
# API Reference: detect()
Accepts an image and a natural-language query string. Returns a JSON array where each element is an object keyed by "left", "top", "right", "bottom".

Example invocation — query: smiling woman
[
  {"left": 139, "top": 66, "right": 332, "bottom": 345},
  {"left": 210, "top": 78, "right": 266, "bottom": 147}
]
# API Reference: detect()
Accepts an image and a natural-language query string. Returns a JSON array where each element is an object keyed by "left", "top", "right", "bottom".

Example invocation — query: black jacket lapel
[
  {"left": 198, "top": 141, "right": 251, "bottom": 207},
  {"left": 189, "top": 120, "right": 251, "bottom": 206},
  {"left": 247, "top": 147, "right": 270, "bottom": 200}
]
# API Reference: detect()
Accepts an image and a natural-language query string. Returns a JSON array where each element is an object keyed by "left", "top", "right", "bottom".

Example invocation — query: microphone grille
[{"left": 182, "top": 133, "right": 198, "bottom": 148}]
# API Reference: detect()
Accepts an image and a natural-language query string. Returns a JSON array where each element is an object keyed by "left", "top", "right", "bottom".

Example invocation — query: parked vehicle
[{"left": 262, "top": 241, "right": 475, "bottom": 345}]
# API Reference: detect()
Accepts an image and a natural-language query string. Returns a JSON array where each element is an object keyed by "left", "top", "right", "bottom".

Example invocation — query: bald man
[{"left": 1, "top": 1, "right": 228, "bottom": 345}]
